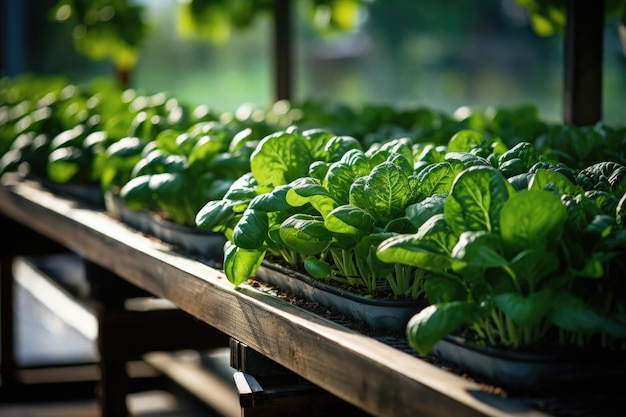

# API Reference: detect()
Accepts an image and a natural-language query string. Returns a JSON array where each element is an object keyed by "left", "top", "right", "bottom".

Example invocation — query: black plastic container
[
  {"left": 104, "top": 192, "right": 225, "bottom": 259},
  {"left": 431, "top": 336, "right": 626, "bottom": 392},
  {"left": 255, "top": 261, "right": 429, "bottom": 331}
]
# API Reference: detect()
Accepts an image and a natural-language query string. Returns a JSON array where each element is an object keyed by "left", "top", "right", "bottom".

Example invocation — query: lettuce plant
[
  {"left": 120, "top": 120, "right": 266, "bottom": 226},
  {"left": 196, "top": 128, "right": 349, "bottom": 285},
  {"left": 197, "top": 129, "right": 511, "bottom": 299},
  {"left": 377, "top": 163, "right": 626, "bottom": 354}
]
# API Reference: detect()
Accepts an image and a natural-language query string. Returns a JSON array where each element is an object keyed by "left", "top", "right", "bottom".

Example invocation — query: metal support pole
[
  {"left": 563, "top": 0, "right": 604, "bottom": 126},
  {"left": 273, "top": 0, "right": 292, "bottom": 102}
]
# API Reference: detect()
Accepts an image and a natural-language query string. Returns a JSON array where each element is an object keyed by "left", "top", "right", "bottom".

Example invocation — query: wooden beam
[
  {"left": 273, "top": 0, "right": 292, "bottom": 101},
  {"left": 0, "top": 180, "right": 552, "bottom": 417},
  {"left": 563, "top": 0, "right": 604, "bottom": 126}
]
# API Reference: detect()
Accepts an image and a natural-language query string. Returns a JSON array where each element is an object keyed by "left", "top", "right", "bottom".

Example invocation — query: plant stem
[{"left": 490, "top": 310, "right": 508, "bottom": 346}]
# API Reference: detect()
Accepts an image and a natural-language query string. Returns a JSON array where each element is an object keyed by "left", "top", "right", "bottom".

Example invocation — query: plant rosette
[
  {"left": 196, "top": 129, "right": 446, "bottom": 303},
  {"left": 377, "top": 162, "right": 626, "bottom": 389}
]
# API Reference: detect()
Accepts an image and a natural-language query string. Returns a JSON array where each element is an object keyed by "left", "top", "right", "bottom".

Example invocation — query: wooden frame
[{"left": 0, "top": 179, "right": 558, "bottom": 417}]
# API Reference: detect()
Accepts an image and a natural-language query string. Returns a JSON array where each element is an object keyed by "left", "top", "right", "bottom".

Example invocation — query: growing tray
[
  {"left": 41, "top": 179, "right": 105, "bottom": 208},
  {"left": 255, "top": 261, "right": 428, "bottom": 332},
  {"left": 431, "top": 335, "right": 626, "bottom": 392},
  {"left": 104, "top": 192, "right": 225, "bottom": 259}
]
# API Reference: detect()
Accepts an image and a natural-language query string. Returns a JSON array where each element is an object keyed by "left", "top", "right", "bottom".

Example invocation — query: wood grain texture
[{"left": 0, "top": 180, "right": 549, "bottom": 417}]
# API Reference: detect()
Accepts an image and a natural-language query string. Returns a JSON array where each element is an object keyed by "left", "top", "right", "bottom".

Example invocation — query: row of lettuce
[{"left": 1, "top": 74, "right": 625, "bottom": 357}]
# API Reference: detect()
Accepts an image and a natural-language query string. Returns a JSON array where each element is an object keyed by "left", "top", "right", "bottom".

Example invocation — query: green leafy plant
[
  {"left": 377, "top": 161, "right": 626, "bottom": 354},
  {"left": 120, "top": 117, "right": 271, "bottom": 226},
  {"left": 197, "top": 129, "right": 509, "bottom": 298}
]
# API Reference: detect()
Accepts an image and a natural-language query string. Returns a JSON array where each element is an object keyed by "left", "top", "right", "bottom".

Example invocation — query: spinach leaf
[
  {"left": 494, "top": 289, "right": 553, "bottom": 326},
  {"left": 279, "top": 214, "right": 332, "bottom": 256},
  {"left": 363, "top": 161, "right": 412, "bottom": 224},
  {"left": 223, "top": 241, "right": 266, "bottom": 286},
  {"left": 405, "top": 194, "right": 447, "bottom": 230},
  {"left": 444, "top": 166, "right": 515, "bottom": 235},
  {"left": 499, "top": 189, "right": 567, "bottom": 254},
  {"left": 406, "top": 302, "right": 480, "bottom": 355},
  {"left": 377, "top": 214, "right": 457, "bottom": 271},
  {"left": 576, "top": 162, "right": 626, "bottom": 196},
  {"left": 250, "top": 131, "right": 313, "bottom": 187},
  {"left": 415, "top": 161, "right": 464, "bottom": 198}
]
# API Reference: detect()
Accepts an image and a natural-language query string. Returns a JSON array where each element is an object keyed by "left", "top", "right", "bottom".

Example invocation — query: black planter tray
[
  {"left": 255, "top": 261, "right": 428, "bottom": 332},
  {"left": 104, "top": 192, "right": 226, "bottom": 258},
  {"left": 41, "top": 179, "right": 105, "bottom": 208},
  {"left": 431, "top": 335, "right": 626, "bottom": 392}
]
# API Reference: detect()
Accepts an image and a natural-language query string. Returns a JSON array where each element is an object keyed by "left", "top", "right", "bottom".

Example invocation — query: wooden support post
[
  {"left": 563, "top": 0, "right": 604, "bottom": 126},
  {"left": 230, "top": 339, "right": 371, "bottom": 417},
  {"left": 0, "top": 216, "right": 68, "bottom": 396},
  {"left": 273, "top": 0, "right": 292, "bottom": 101},
  {"left": 86, "top": 260, "right": 230, "bottom": 417}
]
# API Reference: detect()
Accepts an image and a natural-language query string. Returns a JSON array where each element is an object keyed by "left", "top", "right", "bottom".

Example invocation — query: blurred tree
[
  {"left": 515, "top": 0, "right": 626, "bottom": 37},
  {"left": 50, "top": 0, "right": 147, "bottom": 88}
]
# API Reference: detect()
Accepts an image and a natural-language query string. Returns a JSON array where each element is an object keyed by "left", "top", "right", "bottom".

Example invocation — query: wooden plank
[{"left": 0, "top": 180, "right": 549, "bottom": 417}]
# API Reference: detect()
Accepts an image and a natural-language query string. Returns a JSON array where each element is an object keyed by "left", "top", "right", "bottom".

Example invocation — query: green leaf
[
  {"left": 444, "top": 152, "right": 491, "bottom": 170},
  {"left": 348, "top": 176, "right": 367, "bottom": 210},
  {"left": 196, "top": 199, "right": 236, "bottom": 231},
  {"left": 617, "top": 192, "right": 626, "bottom": 225},
  {"left": 451, "top": 231, "right": 507, "bottom": 268},
  {"left": 222, "top": 172, "right": 258, "bottom": 204},
  {"left": 286, "top": 178, "right": 339, "bottom": 217},
  {"left": 250, "top": 131, "right": 313, "bottom": 187},
  {"left": 495, "top": 289, "right": 552, "bottom": 325},
  {"left": 576, "top": 162, "right": 626, "bottom": 196},
  {"left": 447, "top": 129, "right": 484, "bottom": 153},
  {"left": 405, "top": 194, "right": 447, "bottom": 230},
  {"left": 549, "top": 292, "right": 626, "bottom": 337},
  {"left": 415, "top": 162, "right": 463, "bottom": 198},
  {"left": 529, "top": 169, "right": 583, "bottom": 196},
  {"left": 500, "top": 189, "right": 566, "bottom": 254},
  {"left": 354, "top": 232, "right": 396, "bottom": 283},
  {"left": 120, "top": 175, "right": 152, "bottom": 210},
  {"left": 444, "top": 166, "right": 515, "bottom": 235},
  {"left": 308, "top": 160, "right": 331, "bottom": 180},
  {"left": 232, "top": 208, "right": 269, "bottom": 250},
  {"left": 47, "top": 147, "right": 82, "bottom": 183},
  {"left": 322, "top": 135, "right": 362, "bottom": 162},
  {"left": 224, "top": 241, "right": 265, "bottom": 286},
  {"left": 406, "top": 302, "right": 479, "bottom": 355},
  {"left": 324, "top": 205, "right": 375, "bottom": 238},
  {"left": 249, "top": 185, "right": 292, "bottom": 212},
  {"left": 364, "top": 161, "right": 411, "bottom": 224},
  {"left": 188, "top": 134, "right": 226, "bottom": 167},
  {"left": 155, "top": 130, "right": 183, "bottom": 155},
  {"left": 301, "top": 128, "right": 336, "bottom": 160},
  {"left": 423, "top": 275, "right": 467, "bottom": 304},
  {"left": 279, "top": 214, "right": 331, "bottom": 255},
  {"left": 377, "top": 214, "right": 456, "bottom": 270},
  {"left": 508, "top": 248, "right": 560, "bottom": 287},
  {"left": 324, "top": 159, "right": 361, "bottom": 205},
  {"left": 304, "top": 256, "right": 333, "bottom": 279}
]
